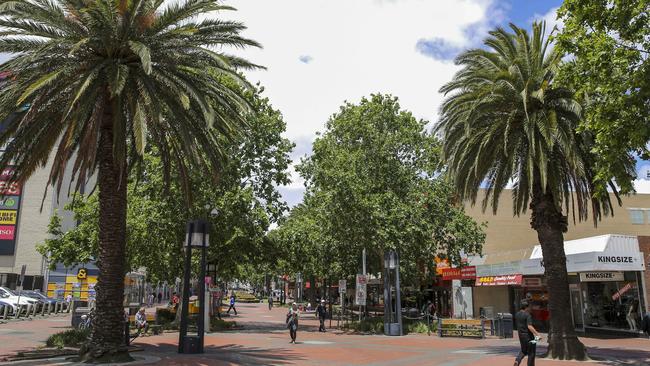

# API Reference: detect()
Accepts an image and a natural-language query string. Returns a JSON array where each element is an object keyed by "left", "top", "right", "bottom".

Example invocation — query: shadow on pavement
[
  {"left": 142, "top": 342, "right": 305, "bottom": 365},
  {"left": 475, "top": 344, "right": 650, "bottom": 366}
]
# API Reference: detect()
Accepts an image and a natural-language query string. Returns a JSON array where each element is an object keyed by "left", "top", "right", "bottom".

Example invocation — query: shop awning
[{"left": 475, "top": 234, "right": 645, "bottom": 277}]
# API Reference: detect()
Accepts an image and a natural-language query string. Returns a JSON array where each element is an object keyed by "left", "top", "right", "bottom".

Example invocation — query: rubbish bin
[
  {"left": 499, "top": 312, "right": 513, "bottom": 338},
  {"left": 128, "top": 303, "right": 141, "bottom": 315}
]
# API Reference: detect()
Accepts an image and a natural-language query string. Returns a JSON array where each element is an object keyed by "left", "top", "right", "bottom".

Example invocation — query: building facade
[{"left": 450, "top": 190, "right": 650, "bottom": 336}]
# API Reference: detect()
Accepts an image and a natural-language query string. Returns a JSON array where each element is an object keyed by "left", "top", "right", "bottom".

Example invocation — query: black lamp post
[
  {"left": 178, "top": 219, "right": 209, "bottom": 354},
  {"left": 383, "top": 249, "right": 402, "bottom": 336}
]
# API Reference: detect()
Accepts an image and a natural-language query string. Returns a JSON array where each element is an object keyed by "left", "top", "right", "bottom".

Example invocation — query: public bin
[{"left": 499, "top": 312, "right": 513, "bottom": 338}]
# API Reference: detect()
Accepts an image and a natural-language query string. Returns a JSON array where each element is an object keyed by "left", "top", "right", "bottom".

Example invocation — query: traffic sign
[{"left": 339, "top": 280, "right": 346, "bottom": 293}]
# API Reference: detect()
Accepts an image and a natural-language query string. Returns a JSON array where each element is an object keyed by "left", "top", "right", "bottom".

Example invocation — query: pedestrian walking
[
  {"left": 226, "top": 292, "right": 237, "bottom": 315},
  {"left": 514, "top": 300, "right": 541, "bottom": 366},
  {"left": 157, "top": 292, "right": 162, "bottom": 304},
  {"left": 286, "top": 302, "right": 299, "bottom": 343},
  {"left": 268, "top": 293, "right": 273, "bottom": 310},
  {"left": 317, "top": 299, "right": 327, "bottom": 332}
]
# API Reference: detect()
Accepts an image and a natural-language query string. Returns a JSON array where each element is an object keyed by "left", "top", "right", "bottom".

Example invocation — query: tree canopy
[
  {"left": 272, "top": 94, "right": 485, "bottom": 284},
  {"left": 39, "top": 85, "right": 294, "bottom": 284},
  {"left": 557, "top": 0, "right": 650, "bottom": 194}
]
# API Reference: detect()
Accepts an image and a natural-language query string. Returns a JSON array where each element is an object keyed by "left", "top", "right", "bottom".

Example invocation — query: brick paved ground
[{"left": 1, "top": 302, "right": 649, "bottom": 365}]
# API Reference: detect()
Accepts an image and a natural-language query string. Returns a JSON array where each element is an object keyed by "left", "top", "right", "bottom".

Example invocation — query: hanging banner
[
  {"left": 441, "top": 266, "right": 477, "bottom": 280},
  {"left": 355, "top": 274, "right": 367, "bottom": 306},
  {"left": 475, "top": 274, "right": 523, "bottom": 286}
]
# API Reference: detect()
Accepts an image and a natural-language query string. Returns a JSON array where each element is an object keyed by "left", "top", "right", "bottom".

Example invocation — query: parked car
[
  {"left": 0, "top": 287, "right": 39, "bottom": 307},
  {"left": 23, "top": 290, "right": 58, "bottom": 306},
  {"left": 0, "top": 295, "right": 18, "bottom": 315}
]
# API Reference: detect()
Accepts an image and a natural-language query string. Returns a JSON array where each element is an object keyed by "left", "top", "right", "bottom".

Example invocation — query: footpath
[{"left": 1, "top": 302, "right": 649, "bottom": 365}]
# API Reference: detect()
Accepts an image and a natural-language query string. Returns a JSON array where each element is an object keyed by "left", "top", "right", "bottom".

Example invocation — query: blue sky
[{"left": 223, "top": 1, "right": 582, "bottom": 209}]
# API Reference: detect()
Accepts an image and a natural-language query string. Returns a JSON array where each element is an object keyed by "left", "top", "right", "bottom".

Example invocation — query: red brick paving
[{"left": 1, "top": 302, "right": 649, "bottom": 365}]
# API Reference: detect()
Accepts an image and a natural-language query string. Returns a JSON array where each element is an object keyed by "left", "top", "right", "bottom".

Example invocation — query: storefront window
[{"left": 583, "top": 279, "right": 641, "bottom": 331}]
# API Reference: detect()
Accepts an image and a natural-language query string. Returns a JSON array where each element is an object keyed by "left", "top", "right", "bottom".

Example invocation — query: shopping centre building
[{"left": 444, "top": 190, "right": 650, "bottom": 336}]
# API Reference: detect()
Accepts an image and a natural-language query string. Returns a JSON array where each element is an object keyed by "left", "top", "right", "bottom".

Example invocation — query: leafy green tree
[
  {"left": 38, "top": 85, "right": 293, "bottom": 285},
  {"left": 0, "top": 0, "right": 259, "bottom": 359},
  {"left": 436, "top": 22, "right": 617, "bottom": 359},
  {"left": 282, "top": 94, "right": 484, "bottom": 287},
  {"left": 557, "top": 0, "right": 650, "bottom": 193}
]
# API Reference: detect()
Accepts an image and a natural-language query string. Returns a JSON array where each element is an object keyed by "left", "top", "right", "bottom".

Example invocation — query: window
[{"left": 628, "top": 209, "right": 645, "bottom": 224}]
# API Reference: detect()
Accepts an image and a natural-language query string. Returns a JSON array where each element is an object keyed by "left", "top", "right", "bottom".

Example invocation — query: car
[
  {"left": 0, "top": 287, "right": 39, "bottom": 307},
  {"left": 23, "top": 290, "right": 58, "bottom": 306},
  {"left": 0, "top": 295, "right": 18, "bottom": 315}
]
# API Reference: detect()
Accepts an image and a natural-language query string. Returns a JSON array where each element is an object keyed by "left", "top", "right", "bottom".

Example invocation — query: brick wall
[{"left": 638, "top": 236, "right": 650, "bottom": 312}]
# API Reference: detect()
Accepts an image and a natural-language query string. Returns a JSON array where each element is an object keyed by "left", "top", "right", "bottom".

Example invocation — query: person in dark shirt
[
  {"left": 316, "top": 300, "right": 327, "bottom": 332},
  {"left": 514, "top": 300, "right": 541, "bottom": 366}
]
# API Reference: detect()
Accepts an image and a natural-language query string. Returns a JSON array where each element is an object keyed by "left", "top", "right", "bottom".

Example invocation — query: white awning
[{"left": 476, "top": 234, "right": 645, "bottom": 276}]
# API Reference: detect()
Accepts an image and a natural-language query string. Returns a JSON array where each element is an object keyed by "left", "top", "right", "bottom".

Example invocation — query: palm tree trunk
[
  {"left": 530, "top": 185, "right": 587, "bottom": 360},
  {"left": 82, "top": 101, "right": 132, "bottom": 362}
]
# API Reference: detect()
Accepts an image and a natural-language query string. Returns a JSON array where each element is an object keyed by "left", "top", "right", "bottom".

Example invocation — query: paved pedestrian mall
[{"left": 1, "top": 303, "right": 649, "bottom": 365}]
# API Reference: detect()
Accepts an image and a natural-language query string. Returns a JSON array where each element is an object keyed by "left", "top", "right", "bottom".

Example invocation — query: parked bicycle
[{"left": 78, "top": 308, "right": 95, "bottom": 330}]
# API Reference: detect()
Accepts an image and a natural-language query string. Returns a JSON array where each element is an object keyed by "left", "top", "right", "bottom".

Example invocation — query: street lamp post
[
  {"left": 383, "top": 250, "right": 402, "bottom": 336},
  {"left": 178, "top": 220, "right": 209, "bottom": 354}
]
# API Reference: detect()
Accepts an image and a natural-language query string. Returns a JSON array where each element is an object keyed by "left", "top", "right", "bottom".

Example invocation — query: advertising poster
[{"left": 0, "top": 167, "right": 22, "bottom": 255}]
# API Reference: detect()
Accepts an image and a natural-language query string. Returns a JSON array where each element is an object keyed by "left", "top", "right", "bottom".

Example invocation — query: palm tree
[
  {"left": 0, "top": 0, "right": 259, "bottom": 361},
  {"left": 436, "top": 22, "right": 618, "bottom": 360}
]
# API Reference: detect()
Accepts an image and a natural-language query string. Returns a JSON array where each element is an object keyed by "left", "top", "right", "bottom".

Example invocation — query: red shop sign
[
  {"left": 475, "top": 274, "right": 523, "bottom": 286},
  {"left": 441, "top": 266, "right": 476, "bottom": 280}
]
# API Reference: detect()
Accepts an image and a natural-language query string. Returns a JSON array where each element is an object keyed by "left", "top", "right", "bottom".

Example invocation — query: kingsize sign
[{"left": 579, "top": 271, "right": 624, "bottom": 282}]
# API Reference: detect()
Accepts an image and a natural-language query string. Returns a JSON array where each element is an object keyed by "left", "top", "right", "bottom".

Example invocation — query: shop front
[{"left": 472, "top": 235, "right": 646, "bottom": 335}]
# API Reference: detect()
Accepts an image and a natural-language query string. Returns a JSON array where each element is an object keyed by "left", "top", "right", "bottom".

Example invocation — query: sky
[{"left": 224, "top": 0, "right": 565, "bottom": 208}]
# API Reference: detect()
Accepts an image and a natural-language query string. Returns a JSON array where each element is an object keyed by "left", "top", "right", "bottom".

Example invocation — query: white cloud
[
  {"left": 530, "top": 7, "right": 563, "bottom": 33},
  {"left": 224, "top": 0, "right": 494, "bottom": 141},
  {"left": 219, "top": 0, "right": 496, "bottom": 206}
]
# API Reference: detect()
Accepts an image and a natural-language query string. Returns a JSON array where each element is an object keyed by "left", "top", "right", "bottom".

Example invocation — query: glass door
[{"left": 570, "top": 287, "right": 584, "bottom": 330}]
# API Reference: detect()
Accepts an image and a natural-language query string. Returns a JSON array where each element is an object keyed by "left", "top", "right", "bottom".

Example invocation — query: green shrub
[
  {"left": 210, "top": 318, "right": 237, "bottom": 331},
  {"left": 156, "top": 308, "right": 176, "bottom": 324},
  {"left": 45, "top": 329, "right": 90, "bottom": 349},
  {"left": 344, "top": 317, "right": 384, "bottom": 334}
]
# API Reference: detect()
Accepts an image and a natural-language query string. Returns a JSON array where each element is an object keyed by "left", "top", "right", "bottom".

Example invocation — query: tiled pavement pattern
[{"left": 2, "top": 302, "right": 650, "bottom": 365}]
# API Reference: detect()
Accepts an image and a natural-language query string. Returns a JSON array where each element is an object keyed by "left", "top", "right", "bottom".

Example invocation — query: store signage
[
  {"left": 0, "top": 166, "right": 22, "bottom": 256},
  {"left": 579, "top": 271, "right": 624, "bottom": 282},
  {"left": 612, "top": 282, "right": 634, "bottom": 301},
  {"left": 475, "top": 274, "right": 522, "bottom": 286},
  {"left": 77, "top": 268, "right": 88, "bottom": 280},
  {"left": 441, "top": 266, "right": 477, "bottom": 280},
  {"left": 339, "top": 280, "right": 346, "bottom": 294},
  {"left": 597, "top": 256, "right": 634, "bottom": 263},
  {"left": 522, "top": 277, "right": 543, "bottom": 287}
]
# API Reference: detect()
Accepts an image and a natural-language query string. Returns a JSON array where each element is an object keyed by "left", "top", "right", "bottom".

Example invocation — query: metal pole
[
  {"left": 198, "top": 230, "right": 206, "bottom": 353},
  {"left": 178, "top": 224, "right": 192, "bottom": 354},
  {"left": 395, "top": 251, "right": 402, "bottom": 336}
]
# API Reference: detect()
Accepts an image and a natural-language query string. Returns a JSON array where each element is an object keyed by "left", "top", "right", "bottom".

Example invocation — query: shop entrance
[{"left": 569, "top": 287, "right": 584, "bottom": 330}]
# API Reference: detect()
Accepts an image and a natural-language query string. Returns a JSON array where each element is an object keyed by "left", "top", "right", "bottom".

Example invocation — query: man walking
[
  {"left": 268, "top": 293, "right": 273, "bottom": 310},
  {"left": 316, "top": 299, "right": 327, "bottom": 332},
  {"left": 514, "top": 300, "right": 541, "bottom": 366}
]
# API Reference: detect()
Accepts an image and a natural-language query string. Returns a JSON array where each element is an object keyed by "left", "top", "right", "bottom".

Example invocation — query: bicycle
[{"left": 78, "top": 308, "right": 95, "bottom": 330}]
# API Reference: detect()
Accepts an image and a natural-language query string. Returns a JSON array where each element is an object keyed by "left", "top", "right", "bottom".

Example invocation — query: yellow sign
[
  {"left": 0, "top": 210, "right": 17, "bottom": 225},
  {"left": 77, "top": 268, "right": 87, "bottom": 280}
]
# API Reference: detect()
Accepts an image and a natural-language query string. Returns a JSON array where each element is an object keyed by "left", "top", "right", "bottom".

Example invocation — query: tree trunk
[
  {"left": 530, "top": 186, "right": 587, "bottom": 360},
  {"left": 82, "top": 101, "right": 132, "bottom": 362}
]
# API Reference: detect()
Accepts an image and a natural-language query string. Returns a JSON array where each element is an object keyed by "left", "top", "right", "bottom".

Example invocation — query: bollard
[
  {"left": 42, "top": 303, "right": 48, "bottom": 316},
  {"left": 55, "top": 302, "right": 61, "bottom": 314},
  {"left": 2, "top": 305, "right": 7, "bottom": 320}
]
